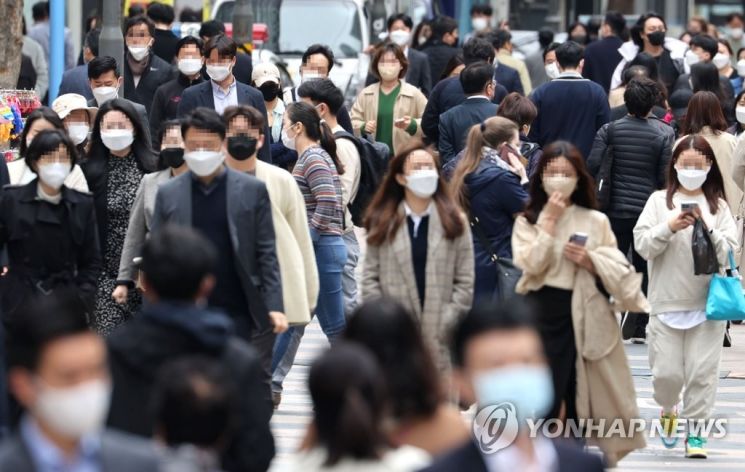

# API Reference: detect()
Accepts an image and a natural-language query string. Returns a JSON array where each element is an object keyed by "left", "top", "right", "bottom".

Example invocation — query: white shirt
[
  {"left": 403, "top": 201, "right": 433, "bottom": 238},
  {"left": 211, "top": 77, "right": 238, "bottom": 115},
  {"left": 332, "top": 125, "right": 361, "bottom": 231},
  {"left": 658, "top": 310, "right": 707, "bottom": 330},
  {"left": 482, "top": 436, "right": 559, "bottom": 472}
]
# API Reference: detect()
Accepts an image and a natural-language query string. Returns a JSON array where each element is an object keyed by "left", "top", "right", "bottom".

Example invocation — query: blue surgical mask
[{"left": 473, "top": 365, "right": 554, "bottom": 427}]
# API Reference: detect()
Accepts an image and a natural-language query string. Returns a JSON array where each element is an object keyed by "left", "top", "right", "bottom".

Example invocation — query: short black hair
[
  {"left": 470, "top": 4, "right": 493, "bottom": 16},
  {"left": 85, "top": 28, "right": 101, "bottom": 57},
  {"left": 128, "top": 5, "right": 145, "bottom": 17},
  {"left": 538, "top": 28, "right": 554, "bottom": 49},
  {"left": 297, "top": 78, "right": 345, "bottom": 114},
  {"left": 147, "top": 2, "right": 175, "bottom": 24},
  {"left": 542, "top": 42, "right": 560, "bottom": 61},
  {"left": 302, "top": 44, "right": 335, "bottom": 73},
  {"left": 726, "top": 13, "right": 745, "bottom": 24},
  {"left": 19, "top": 106, "right": 64, "bottom": 157},
  {"left": 431, "top": 15, "right": 458, "bottom": 39},
  {"left": 387, "top": 13, "right": 413, "bottom": 31},
  {"left": 182, "top": 107, "right": 226, "bottom": 141},
  {"left": 176, "top": 35, "right": 203, "bottom": 54},
  {"left": 624, "top": 77, "right": 660, "bottom": 118},
  {"left": 7, "top": 291, "right": 92, "bottom": 371},
  {"left": 204, "top": 34, "right": 237, "bottom": 59},
  {"left": 88, "top": 55, "right": 120, "bottom": 80},
  {"left": 124, "top": 15, "right": 155, "bottom": 37},
  {"left": 690, "top": 34, "right": 718, "bottom": 60},
  {"left": 199, "top": 20, "right": 225, "bottom": 39},
  {"left": 555, "top": 41, "right": 584, "bottom": 69},
  {"left": 463, "top": 37, "right": 495, "bottom": 65},
  {"left": 605, "top": 11, "right": 626, "bottom": 37},
  {"left": 157, "top": 119, "right": 182, "bottom": 146},
  {"left": 460, "top": 61, "right": 495, "bottom": 95},
  {"left": 142, "top": 224, "right": 218, "bottom": 301},
  {"left": 152, "top": 356, "right": 236, "bottom": 448},
  {"left": 223, "top": 105, "right": 265, "bottom": 132},
  {"left": 451, "top": 300, "right": 538, "bottom": 367},
  {"left": 32, "top": 1, "right": 49, "bottom": 21},
  {"left": 494, "top": 29, "right": 512, "bottom": 49},
  {"left": 180, "top": 7, "right": 201, "bottom": 23},
  {"left": 25, "top": 129, "right": 79, "bottom": 172}
]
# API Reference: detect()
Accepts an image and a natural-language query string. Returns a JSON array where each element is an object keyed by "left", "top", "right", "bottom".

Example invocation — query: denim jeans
[
  {"left": 271, "top": 234, "right": 347, "bottom": 394},
  {"left": 341, "top": 230, "right": 360, "bottom": 317}
]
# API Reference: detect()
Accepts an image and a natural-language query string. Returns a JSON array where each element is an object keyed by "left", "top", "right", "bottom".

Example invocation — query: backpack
[{"left": 333, "top": 130, "right": 390, "bottom": 226}]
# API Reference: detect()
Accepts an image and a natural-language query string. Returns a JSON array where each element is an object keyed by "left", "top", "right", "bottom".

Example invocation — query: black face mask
[
  {"left": 647, "top": 31, "right": 665, "bottom": 46},
  {"left": 259, "top": 83, "right": 280, "bottom": 102},
  {"left": 161, "top": 147, "right": 184, "bottom": 168},
  {"left": 228, "top": 135, "right": 258, "bottom": 161}
]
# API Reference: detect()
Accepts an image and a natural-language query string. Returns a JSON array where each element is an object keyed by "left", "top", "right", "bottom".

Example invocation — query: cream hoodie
[{"left": 633, "top": 190, "right": 738, "bottom": 315}]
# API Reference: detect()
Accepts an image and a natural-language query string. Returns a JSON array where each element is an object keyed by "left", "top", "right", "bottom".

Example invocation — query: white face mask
[
  {"left": 184, "top": 150, "right": 225, "bottom": 177},
  {"left": 543, "top": 175, "right": 578, "bottom": 198},
  {"left": 545, "top": 62, "right": 560, "bottom": 80},
  {"left": 38, "top": 162, "right": 71, "bottom": 190},
  {"left": 35, "top": 379, "right": 111, "bottom": 439},
  {"left": 389, "top": 30, "right": 411, "bottom": 47},
  {"left": 92, "top": 86, "right": 118, "bottom": 106},
  {"left": 736, "top": 106, "right": 745, "bottom": 124},
  {"left": 301, "top": 72, "right": 323, "bottom": 83},
  {"left": 178, "top": 58, "right": 203, "bottom": 76},
  {"left": 66, "top": 123, "right": 89, "bottom": 145},
  {"left": 206, "top": 64, "right": 231, "bottom": 82},
  {"left": 685, "top": 49, "right": 701, "bottom": 67},
  {"left": 405, "top": 169, "right": 439, "bottom": 198},
  {"left": 127, "top": 45, "right": 149, "bottom": 61},
  {"left": 737, "top": 59, "right": 745, "bottom": 77},
  {"left": 417, "top": 35, "right": 428, "bottom": 46},
  {"left": 676, "top": 167, "right": 710, "bottom": 191},
  {"left": 713, "top": 53, "right": 731, "bottom": 70},
  {"left": 731, "top": 27, "right": 744, "bottom": 40},
  {"left": 101, "top": 129, "right": 134, "bottom": 151},
  {"left": 281, "top": 125, "right": 297, "bottom": 150},
  {"left": 472, "top": 17, "right": 489, "bottom": 32}
]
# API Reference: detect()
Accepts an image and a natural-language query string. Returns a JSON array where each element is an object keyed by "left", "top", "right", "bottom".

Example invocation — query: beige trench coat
[
  {"left": 361, "top": 203, "right": 474, "bottom": 368},
  {"left": 350, "top": 81, "right": 428, "bottom": 155}
]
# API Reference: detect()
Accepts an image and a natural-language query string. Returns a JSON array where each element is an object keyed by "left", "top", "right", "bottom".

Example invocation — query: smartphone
[
  {"left": 681, "top": 202, "right": 699, "bottom": 213},
  {"left": 394, "top": 118, "right": 405, "bottom": 124},
  {"left": 569, "top": 232, "right": 588, "bottom": 247}
]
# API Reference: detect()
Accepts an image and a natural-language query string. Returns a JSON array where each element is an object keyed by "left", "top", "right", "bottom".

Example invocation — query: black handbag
[
  {"left": 470, "top": 216, "right": 522, "bottom": 301},
  {"left": 692, "top": 218, "right": 720, "bottom": 275},
  {"left": 596, "top": 122, "right": 616, "bottom": 212}
]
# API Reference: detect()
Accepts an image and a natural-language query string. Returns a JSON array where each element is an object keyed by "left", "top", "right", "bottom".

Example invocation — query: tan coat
[
  {"left": 361, "top": 203, "right": 474, "bottom": 367},
  {"left": 498, "top": 49, "right": 532, "bottom": 95},
  {"left": 350, "top": 81, "right": 428, "bottom": 155},
  {"left": 255, "top": 160, "right": 319, "bottom": 324}
]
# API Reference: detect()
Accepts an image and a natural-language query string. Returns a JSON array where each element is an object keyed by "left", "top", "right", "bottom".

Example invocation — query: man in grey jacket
[
  {"left": 0, "top": 293, "right": 160, "bottom": 472},
  {"left": 22, "top": 18, "right": 48, "bottom": 99}
]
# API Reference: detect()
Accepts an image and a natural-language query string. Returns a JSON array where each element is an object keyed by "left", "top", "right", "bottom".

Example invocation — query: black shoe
[
  {"left": 622, "top": 312, "right": 637, "bottom": 340},
  {"left": 272, "top": 392, "right": 281, "bottom": 410},
  {"left": 724, "top": 330, "right": 732, "bottom": 348},
  {"left": 733, "top": 320, "right": 743, "bottom": 325},
  {"left": 631, "top": 325, "right": 647, "bottom": 344}
]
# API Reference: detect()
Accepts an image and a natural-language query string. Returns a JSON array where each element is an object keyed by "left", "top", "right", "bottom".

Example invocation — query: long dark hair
[
  {"left": 309, "top": 342, "right": 387, "bottom": 466},
  {"left": 691, "top": 62, "right": 725, "bottom": 101},
  {"left": 364, "top": 142, "right": 465, "bottom": 246},
  {"left": 666, "top": 135, "right": 726, "bottom": 214},
  {"left": 344, "top": 298, "right": 440, "bottom": 421},
  {"left": 285, "top": 101, "right": 344, "bottom": 175},
  {"left": 682, "top": 91, "right": 728, "bottom": 135},
  {"left": 524, "top": 141, "right": 597, "bottom": 224},
  {"left": 733, "top": 89, "right": 745, "bottom": 135},
  {"left": 87, "top": 98, "right": 156, "bottom": 175},
  {"left": 19, "top": 107, "right": 65, "bottom": 157}
]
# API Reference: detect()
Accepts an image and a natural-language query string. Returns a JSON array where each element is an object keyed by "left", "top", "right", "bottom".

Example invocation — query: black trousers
[
  {"left": 232, "top": 314, "right": 276, "bottom": 405},
  {"left": 610, "top": 216, "right": 649, "bottom": 329}
]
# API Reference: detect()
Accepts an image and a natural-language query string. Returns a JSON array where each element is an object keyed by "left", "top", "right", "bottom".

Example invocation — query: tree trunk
[{"left": 0, "top": 0, "right": 24, "bottom": 89}]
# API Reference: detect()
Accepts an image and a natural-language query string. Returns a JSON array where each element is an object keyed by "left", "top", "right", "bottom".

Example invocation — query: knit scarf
[{"left": 126, "top": 51, "right": 150, "bottom": 78}]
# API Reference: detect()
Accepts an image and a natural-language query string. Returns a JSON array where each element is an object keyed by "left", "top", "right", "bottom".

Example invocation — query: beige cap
[
  {"left": 252, "top": 62, "right": 280, "bottom": 87},
  {"left": 52, "top": 93, "right": 98, "bottom": 122}
]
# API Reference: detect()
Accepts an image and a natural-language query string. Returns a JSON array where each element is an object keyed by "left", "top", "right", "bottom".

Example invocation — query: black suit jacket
[
  {"left": 438, "top": 97, "right": 499, "bottom": 162},
  {"left": 123, "top": 53, "right": 176, "bottom": 116},
  {"left": 59, "top": 64, "right": 94, "bottom": 100},
  {"left": 177, "top": 79, "right": 272, "bottom": 163},
  {"left": 418, "top": 439, "right": 605, "bottom": 472},
  {"left": 582, "top": 36, "right": 624, "bottom": 93},
  {"left": 422, "top": 41, "right": 462, "bottom": 83},
  {"left": 151, "top": 168, "right": 283, "bottom": 330},
  {"left": 494, "top": 62, "right": 523, "bottom": 95},
  {"left": 364, "top": 47, "right": 433, "bottom": 96}
]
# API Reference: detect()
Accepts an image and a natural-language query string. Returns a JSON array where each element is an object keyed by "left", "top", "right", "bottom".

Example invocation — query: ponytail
[
  {"left": 286, "top": 101, "right": 345, "bottom": 174},
  {"left": 319, "top": 121, "right": 345, "bottom": 175}
]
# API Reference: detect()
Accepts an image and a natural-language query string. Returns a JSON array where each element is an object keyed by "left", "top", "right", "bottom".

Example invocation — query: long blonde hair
[{"left": 450, "top": 116, "right": 518, "bottom": 211}]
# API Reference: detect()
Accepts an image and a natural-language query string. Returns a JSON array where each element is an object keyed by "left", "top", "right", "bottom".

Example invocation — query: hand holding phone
[{"left": 568, "top": 232, "right": 588, "bottom": 247}]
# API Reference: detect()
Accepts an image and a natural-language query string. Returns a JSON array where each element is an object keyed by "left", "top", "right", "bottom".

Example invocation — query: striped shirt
[{"left": 293, "top": 146, "right": 344, "bottom": 236}]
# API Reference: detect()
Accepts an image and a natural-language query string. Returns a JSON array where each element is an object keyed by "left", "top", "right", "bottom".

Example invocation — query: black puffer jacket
[{"left": 587, "top": 115, "right": 675, "bottom": 218}]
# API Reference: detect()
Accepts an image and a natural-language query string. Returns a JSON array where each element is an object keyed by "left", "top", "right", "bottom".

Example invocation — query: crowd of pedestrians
[{"left": 1, "top": 1, "right": 744, "bottom": 471}]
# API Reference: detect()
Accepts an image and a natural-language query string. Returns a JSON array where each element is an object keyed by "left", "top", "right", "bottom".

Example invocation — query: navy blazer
[
  {"left": 438, "top": 97, "right": 498, "bottom": 163},
  {"left": 59, "top": 64, "right": 93, "bottom": 100},
  {"left": 151, "top": 168, "right": 283, "bottom": 331},
  {"left": 494, "top": 62, "right": 523, "bottom": 95},
  {"left": 177, "top": 79, "right": 272, "bottom": 163},
  {"left": 418, "top": 439, "right": 605, "bottom": 472}
]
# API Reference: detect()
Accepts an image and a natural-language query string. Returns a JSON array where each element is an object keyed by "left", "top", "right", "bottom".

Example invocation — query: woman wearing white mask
[
  {"left": 82, "top": 99, "right": 157, "bottom": 334},
  {"left": 351, "top": 43, "right": 427, "bottom": 155},
  {"left": 0, "top": 129, "right": 101, "bottom": 322},
  {"left": 715, "top": 39, "right": 742, "bottom": 96},
  {"left": 52, "top": 93, "right": 97, "bottom": 160},
  {"left": 634, "top": 136, "right": 736, "bottom": 459},
  {"left": 10, "top": 107, "right": 89, "bottom": 192},
  {"left": 361, "top": 143, "right": 474, "bottom": 372},
  {"left": 512, "top": 141, "right": 623, "bottom": 425}
]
